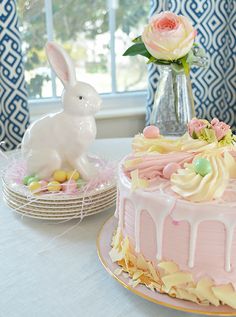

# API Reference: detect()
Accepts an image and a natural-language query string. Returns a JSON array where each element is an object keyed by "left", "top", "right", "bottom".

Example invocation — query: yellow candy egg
[
  {"left": 47, "top": 181, "right": 61, "bottom": 192},
  {"left": 67, "top": 170, "right": 80, "bottom": 181},
  {"left": 29, "top": 181, "right": 41, "bottom": 193},
  {"left": 53, "top": 170, "right": 67, "bottom": 183}
]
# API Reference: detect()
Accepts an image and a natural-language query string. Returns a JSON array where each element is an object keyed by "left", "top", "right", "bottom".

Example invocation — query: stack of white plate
[{"left": 2, "top": 179, "right": 116, "bottom": 220}]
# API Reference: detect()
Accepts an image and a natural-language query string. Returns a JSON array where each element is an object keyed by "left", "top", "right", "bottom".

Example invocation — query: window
[{"left": 17, "top": 0, "right": 149, "bottom": 111}]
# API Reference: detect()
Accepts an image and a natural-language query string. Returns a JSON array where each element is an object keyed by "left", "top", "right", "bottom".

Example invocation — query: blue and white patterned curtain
[
  {"left": 0, "top": 0, "right": 29, "bottom": 151},
  {"left": 147, "top": 0, "right": 236, "bottom": 132}
]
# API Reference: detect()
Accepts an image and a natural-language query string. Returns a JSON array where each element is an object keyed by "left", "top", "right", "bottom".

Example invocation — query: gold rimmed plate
[
  {"left": 96, "top": 216, "right": 236, "bottom": 316},
  {"left": 4, "top": 198, "right": 115, "bottom": 220},
  {"left": 3, "top": 192, "right": 116, "bottom": 214},
  {"left": 2, "top": 187, "right": 116, "bottom": 210}
]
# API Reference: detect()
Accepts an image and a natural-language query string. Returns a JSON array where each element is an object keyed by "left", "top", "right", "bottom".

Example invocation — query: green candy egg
[
  {"left": 77, "top": 179, "right": 86, "bottom": 188},
  {"left": 23, "top": 175, "right": 32, "bottom": 185},
  {"left": 194, "top": 158, "right": 212, "bottom": 177},
  {"left": 27, "top": 176, "right": 40, "bottom": 185}
]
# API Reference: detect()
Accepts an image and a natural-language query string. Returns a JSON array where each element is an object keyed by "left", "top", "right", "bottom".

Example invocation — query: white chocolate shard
[
  {"left": 176, "top": 288, "right": 199, "bottom": 303},
  {"left": 132, "top": 271, "right": 143, "bottom": 281},
  {"left": 195, "top": 277, "right": 220, "bottom": 306},
  {"left": 162, "top": 272, "right": 193, "bottom": 292},
  {"left": 158, "top": 261, "right": 179, "bottom": 275},
  {"left": 212, "top": 284, "right": 236, "bottom": 309},
  {"left": 136, "top": 254, "right": 149, "bottom": 271},
  {"left": 109, "top": 247, "right": 123, "bottom": 262},
  {"left": 147, "top": 262, "right": 160, "bottom": 282}
]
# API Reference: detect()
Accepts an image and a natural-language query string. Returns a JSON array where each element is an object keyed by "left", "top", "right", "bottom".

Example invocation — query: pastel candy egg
[
  {"left": 23, "top": 175, "right": 33, "bottom": 185},
  {"left": 53, "top": 170, "right": 67, "bottom": 183},
  {"left": 163, "top": 163, "right": 181, "bottom": 179},
  {"left": 67, "top": 170, "right": 80, "bottom": 181},
  {"left": 62, "top": 180, "right": 77, "bottom": 193},
  {"left": 194, "top": 158, "right": 212, "bottom": 177},
  {"left": 27, "top": 176, "right": 39, "bottom": 185},
  {"left": 39, "top": 180, "right": 48, "bottom": 191},
  {"left": 77, "top": 179, "right": 86, "bottom": 188},
  {"left": 143, "top": 125, "right": 160, "bottom": 139},
  {"left": 29, "top": 181, "right": 41, "bottom": 193},
  {"left": 47, "top": 181, "right": 61, "bottom": 192}
]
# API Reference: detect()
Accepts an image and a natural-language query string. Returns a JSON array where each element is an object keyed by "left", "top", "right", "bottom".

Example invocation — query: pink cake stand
[{"left": 97, "top": 216, "right": 236, "bottom": 316}]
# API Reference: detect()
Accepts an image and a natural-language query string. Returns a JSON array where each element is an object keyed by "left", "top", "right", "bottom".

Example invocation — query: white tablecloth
[{"left": 0, "top": 139, "right": 213, "bottom": 317}]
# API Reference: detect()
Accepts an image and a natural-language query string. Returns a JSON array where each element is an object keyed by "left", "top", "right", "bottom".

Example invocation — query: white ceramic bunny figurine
[{"left": 21, "top": 42, "right": 102, "bottom": 181}]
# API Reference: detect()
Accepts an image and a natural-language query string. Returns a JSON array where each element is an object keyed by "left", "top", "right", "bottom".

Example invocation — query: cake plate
[{"left": 97, "top": 216, "right": 236, "bottom": 316}]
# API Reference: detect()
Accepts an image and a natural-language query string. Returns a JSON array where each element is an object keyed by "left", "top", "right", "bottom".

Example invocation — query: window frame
[
  {"left": 29, "top": 91, "right": 147, "bottom": 120},
  {"left": 27, "top": 0, "right": 148, "bottom": 120}
]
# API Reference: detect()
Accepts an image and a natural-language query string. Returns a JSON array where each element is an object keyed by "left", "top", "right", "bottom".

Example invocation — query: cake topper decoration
[
  {"left": 188, "top": 118, "right": 235, "bottom": 146},
  {"left": 21, "top": 42, "right": 102, "bottom": 181}
]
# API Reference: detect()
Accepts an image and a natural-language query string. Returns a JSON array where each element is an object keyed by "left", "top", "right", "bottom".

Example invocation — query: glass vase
[{"left": 150, "top": 65, "right": 195, "bottom": 136}]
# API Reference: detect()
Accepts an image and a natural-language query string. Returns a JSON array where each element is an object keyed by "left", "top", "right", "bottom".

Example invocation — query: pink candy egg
[
  {"left": 163, "top": 163, "right": 181, "bottom": 179},
  {"left": 39, "top": 180, "right": 48, "bottom": 191},
  {"left": 62, "top": 180, "right": 77, "bottom": 193},
  {"left": 143, "top": 125, "right": 160, "bottom": 139}
]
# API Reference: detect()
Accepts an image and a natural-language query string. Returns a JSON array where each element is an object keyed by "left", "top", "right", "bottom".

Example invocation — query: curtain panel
[{"left": 0, "top": 0, "right": 29, "bottom": 151}]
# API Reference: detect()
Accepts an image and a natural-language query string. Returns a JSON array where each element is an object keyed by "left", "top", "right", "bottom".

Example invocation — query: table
[{"left": 0, "top": 139, "right": 214, "bottom": 317}]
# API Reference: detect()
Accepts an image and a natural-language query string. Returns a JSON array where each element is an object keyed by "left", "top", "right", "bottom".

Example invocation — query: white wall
[{"left": 96, "top": 113, "right": 145, "bottom": 138}]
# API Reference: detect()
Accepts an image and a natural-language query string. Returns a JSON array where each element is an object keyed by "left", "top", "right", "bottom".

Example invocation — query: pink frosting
[
  {"left": 124, "top": 152, "right": 194, "bottom": 181},
  {"left": 163, "top": 162, "right": 181, "bottom": 179}
]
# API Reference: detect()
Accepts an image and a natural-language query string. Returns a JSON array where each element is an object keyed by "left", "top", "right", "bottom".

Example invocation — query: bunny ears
[{"left": 45, "top": 42, "right": 77, "bottom": 87}]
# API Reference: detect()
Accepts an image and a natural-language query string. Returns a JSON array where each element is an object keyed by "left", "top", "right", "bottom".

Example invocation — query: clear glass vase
[{"left": 150, "top": 65, "right": 195, "bottom": 136}]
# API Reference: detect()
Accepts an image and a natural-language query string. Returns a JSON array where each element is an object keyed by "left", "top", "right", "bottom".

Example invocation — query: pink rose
[
  {"left": 211, "top": 118, "right": 230, "bottom": 141},
  {"left": 188, "top": 118, "right": 207, "bottom": 137},
  {"left": 142, "top": 11, "right": 196, "bottom": 60}
]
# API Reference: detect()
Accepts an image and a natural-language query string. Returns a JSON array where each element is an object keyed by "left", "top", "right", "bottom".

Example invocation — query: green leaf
[
  {"left": 155, "top": 59, "right": 172, "bottom": 65},
  {"left": 132, "top": 36, "right": 143, "bottom": 43},
  {"left": 147, "top": 56, "right": 158, "bottom": 64},
  {"left": 123, "top": 43, "right": 151, "bottom": 58}
]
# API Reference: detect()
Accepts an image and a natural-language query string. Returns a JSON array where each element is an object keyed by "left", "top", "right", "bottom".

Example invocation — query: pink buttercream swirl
[
  {"left": 124, "top": 152, "right": 194, "bottom": 183},
  {"left": 211, "top": 118, "right": 231, "bottom": 141}
]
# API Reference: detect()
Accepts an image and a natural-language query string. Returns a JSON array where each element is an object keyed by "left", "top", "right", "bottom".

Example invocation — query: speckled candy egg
[{"left": 143, "top": 125, "right": 160, "bottom": 139}]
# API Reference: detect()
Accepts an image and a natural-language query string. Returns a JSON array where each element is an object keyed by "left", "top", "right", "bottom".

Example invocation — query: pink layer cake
[{"left": 110, "top": 118, "right": 236, "bottom": 308}]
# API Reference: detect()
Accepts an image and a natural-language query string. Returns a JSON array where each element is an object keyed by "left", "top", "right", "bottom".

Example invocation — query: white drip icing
[
  {"left": 188, "top": 222, "right": 200, "bottom": 268},
  {"left": 122, "top": 188, "right": 176, "bottom": 260},
  {"left": 114, "top": 189, "right": 119, "bottom": 218},
  {"left": 225, "top": 224, "right": 235, "bottom": 272},
  {"left": 118, "top": 194, "right": 125, "bottom": 231},
  {"left": 134, "top": 209, "right": 141, "bottom": 253}
]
